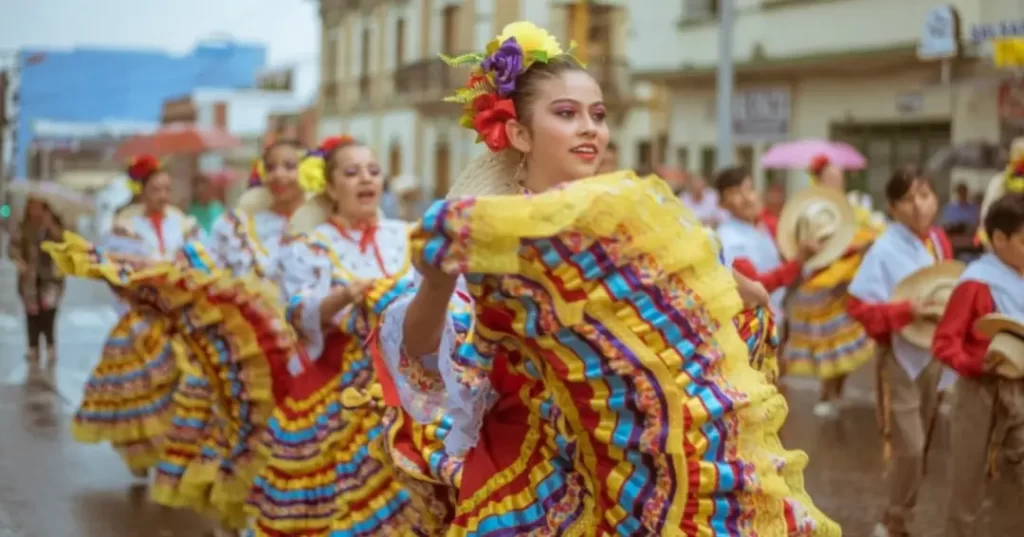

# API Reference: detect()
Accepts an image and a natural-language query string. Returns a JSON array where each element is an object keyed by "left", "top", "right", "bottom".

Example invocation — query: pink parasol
[{"left": 761, "top": 139, "right": 866, "bottom": 170}]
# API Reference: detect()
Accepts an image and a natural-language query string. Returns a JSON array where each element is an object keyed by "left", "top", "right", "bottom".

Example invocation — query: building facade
[
  {"left": 315, "top": 0, "right": 634, "bottom": 199},
  {"left": 624, "top": 0, "right": 1024, "bottom": 201},
  {"left": 159, "top": 85, "right": 311, "bottom": 207},
  {"left": 14, "top": 40, "right": 267, "bottom": 179}
]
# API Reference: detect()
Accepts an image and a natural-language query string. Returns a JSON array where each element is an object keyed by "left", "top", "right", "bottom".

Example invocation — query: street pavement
[{"left": 0, "top": 254, "right": 1022, "bottom": 536}]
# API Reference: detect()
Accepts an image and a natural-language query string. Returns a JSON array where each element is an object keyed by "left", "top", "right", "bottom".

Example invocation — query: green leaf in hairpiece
[
  {"left": 530, "top": 50, "right": 549, "bottom": 63},
  {"left": 439, "top": 52, "right": 486, "bottom": 67}
]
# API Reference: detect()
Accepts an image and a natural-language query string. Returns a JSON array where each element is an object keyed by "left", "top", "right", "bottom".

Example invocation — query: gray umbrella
[{"left": 926, "top": 140, "right": 1008, "bottom": 173}]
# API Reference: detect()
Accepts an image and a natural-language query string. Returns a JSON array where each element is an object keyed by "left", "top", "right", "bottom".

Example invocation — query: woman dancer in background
[
  {"left": 784, "top": 155, "right": 881, "bottom": 417},
  {"left": 149, "top": 140, "right": 308, "bottom": 535},
  {"left": 241, "top": 135, "right": 432, "bottom": 536},
  {"left": 71, "top": 155, "right": 203, "bottom": 477}
]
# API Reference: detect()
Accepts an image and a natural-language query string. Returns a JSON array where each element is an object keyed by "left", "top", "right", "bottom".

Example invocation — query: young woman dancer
[
  {"left": 149, "top": 140, "right": 308, "bottom": 535},
  {"left": 783, "top": 155, "right": 881, "bottom": 417},
  {"left": 67, "top": 155, "right": 204, "bottom": 477},
  {"left": 240, "top": 135, "right": 433, "bottom": 536},
  {"left": 370, "top": 21, "right": 839, "bottom": 536}
]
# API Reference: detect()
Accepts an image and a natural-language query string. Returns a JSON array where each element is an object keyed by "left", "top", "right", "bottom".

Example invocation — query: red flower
[
  {"left": 1013, "top": 158, "right": 1024, "bottom": 178},
  {"left": 127, "top": 154, "right": 160, "bottom": 181},
  {"left": 808, "top": 154, "right": 829, "bottom": 176},
  {"left": 467, "top": 73, "right": 488, "bottom": 89},
  {"left": 320, "top": 135, "right": 355, "bottom": 153},
  {"left": 471, "top": 94, "right": 517, "bottom": 152}
]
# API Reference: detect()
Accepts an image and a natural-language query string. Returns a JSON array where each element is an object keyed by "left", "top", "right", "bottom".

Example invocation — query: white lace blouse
[{"left": 277, "top": 218, "right": 414, "bottom": 373}]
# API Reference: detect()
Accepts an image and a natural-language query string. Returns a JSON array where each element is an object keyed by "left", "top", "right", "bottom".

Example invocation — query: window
[
  {"left": 442, "top": 6, "right": 459, "bottom": 55},
  {"left": 676, "top": 147, "right": 690, "bottom": 170},
  {"left": 636, "top": 140, "right": 653, "bottom": 172},
  {"left": 323, "top": 30, "right": 338, "bottom": 83},
  {"left": 830, "top": 121, "right": 952, "bottom": 205},
  {"left": 395, "top": 17, "right": 406, "bottom": 67},
  {"left": 700, "top": 146, "right": 716, "bottom": 178},
  {"left": 434, "top": 143, "right": 451, "bottom": 199},
  {"left": 389, "top": 143, "right": 402, "bottom": 177},
  {"left": 682, "top": 0, "right": 718, "bottom": 22},
  {"left": 361, "top": 28, "right": 372, "bottom": 75}
]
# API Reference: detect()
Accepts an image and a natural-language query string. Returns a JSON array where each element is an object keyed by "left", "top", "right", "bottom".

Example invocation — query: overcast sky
[{"left": 1, "top": 0, "right": 321, "bottom": 95}]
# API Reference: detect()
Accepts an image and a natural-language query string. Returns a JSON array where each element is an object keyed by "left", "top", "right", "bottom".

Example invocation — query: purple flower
[{"left": 481, "top": 37, "right": 524, "bottom": 97}]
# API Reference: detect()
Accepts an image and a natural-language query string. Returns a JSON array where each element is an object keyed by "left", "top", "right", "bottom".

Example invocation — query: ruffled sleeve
[
  {"left": 206, "top": 211, "right": 258, "bottom": 276},
  {"left": 375, "top": 273, "right": 492, "bottom": 456},
  {"left": 276, "top": 234, "right": 337, "bottom": 363}
]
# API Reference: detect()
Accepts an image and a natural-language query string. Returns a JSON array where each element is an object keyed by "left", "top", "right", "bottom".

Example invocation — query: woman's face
[
  {"left": 888, "top": 178, "right": 938, "bottom": 236},
  {"left": 327, "top": 145, "right": 383, "bottom": 222},
  {"left": 264, "top": 144, "right": 303, "bottom": 206},
  {"left": 142, "top": 171, "right": 172, "bottom": 212},
  {"left": 25, "top": 198, "right": 48, "bottom": 221},
  {"left": 509, "top": 70, "right": 610, "bottom": 192},
  {"left": 818, "top": 164, "right": 845, "bottom": 190}
]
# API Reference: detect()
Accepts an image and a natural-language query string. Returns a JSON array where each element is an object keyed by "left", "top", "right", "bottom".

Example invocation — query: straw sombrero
[
  {"left": 974, "top": 314, "right": 1024, "bottom": 379},
  {"left": 446, "top": 150, "right": 523, "bottom": 199},
  {"left": 891, "top": 260, "right": 966, "bottom": 348},
  {"left": 776, "top": 185, "right": 858, "bottom": 270},
  {"left": 390, "top": 175, "right": 421, "bottom": 196}
]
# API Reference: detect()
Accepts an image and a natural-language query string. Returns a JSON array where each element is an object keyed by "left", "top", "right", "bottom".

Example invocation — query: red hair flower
[
  {"left": 471, "top": 94, "right": 517, "bottom": 152},
  {"left": 808, "top": 154, "right": 830, "bottom": 176},
  {"left": 127, "top": 154, "right": 161, "bottom": 182},
  {"left": 320, "top": 135, "right": 355, "bottom": 154},
  {"left": 1013, "top": 158, "right": 1024, "bottom": 178}
]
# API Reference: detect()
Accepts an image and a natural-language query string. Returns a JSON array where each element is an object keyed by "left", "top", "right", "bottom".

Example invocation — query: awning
[
  {"left": 55, "top": 169, "right": 121, "bottom": 191},
  {"left": 114, "top": 123, "right": 242, "bottom": 159}
]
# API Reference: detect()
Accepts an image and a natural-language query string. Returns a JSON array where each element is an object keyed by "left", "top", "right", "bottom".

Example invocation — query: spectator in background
[
  {"left": 598, "top": 141, "right": 619, "bottom": 173},
  {"left": 680, "top": 173, "right": 728, "bottom": 227},
  {"left": 942, "top": 182, "right": 981, "bottom": 260},
  {"left": 380, "top": 177, "right": 400, "bottom": 219},
  {"left": 188, "top": 174, "right": 225, "bottom": 235},
  {"left": 760, "top": 182, "right": 785, "bottom": 238},
  {"left": 655, "top": 165, "right": 688, "bottom": 195},
  {"left": 941, "top": 182, "right": 980, "bottom": 231},
  {"left": 11, "top": 196, "right": 65, "bottom": 369}
]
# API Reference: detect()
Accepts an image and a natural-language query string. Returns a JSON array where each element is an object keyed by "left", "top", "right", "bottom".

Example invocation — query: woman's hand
[
  {"left": 733, "top": 268, "right": 770, "bottom": 309},
  {"left": 319, "top": 279, "right": 372, "bottom": 325},
  {"left": 412, "top": 252, "right": 459, "bottom": 296}
]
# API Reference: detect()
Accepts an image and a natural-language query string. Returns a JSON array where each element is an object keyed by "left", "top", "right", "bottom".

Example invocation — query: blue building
[{"left": 14, "top": 40, "right": 266, "bottom": 177}]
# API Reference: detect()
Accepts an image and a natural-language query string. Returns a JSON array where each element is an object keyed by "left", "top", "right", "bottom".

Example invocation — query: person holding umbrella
[{"left": 8, "top": 183, "right": 79, "bottom": 369}]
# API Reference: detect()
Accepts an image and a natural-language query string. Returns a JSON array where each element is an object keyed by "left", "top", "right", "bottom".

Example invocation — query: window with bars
[
  {"left": 830, "top": 121, "right": 952, "bottom": 205},
  {"left": 682, "top": 0, "right": 718, "bottom": 22}
]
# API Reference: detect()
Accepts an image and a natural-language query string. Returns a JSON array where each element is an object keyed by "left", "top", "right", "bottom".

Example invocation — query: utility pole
[
  {"left": 715, "top": 0, "right": 735, "bottom": 168},
  {"left": 0, "top": 70, "right": 7, "bottom": 183}
]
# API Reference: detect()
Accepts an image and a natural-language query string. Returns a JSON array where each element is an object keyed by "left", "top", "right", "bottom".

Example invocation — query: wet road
[{"left": 1, "top": 255, "right": 1022, "bottom": 536}]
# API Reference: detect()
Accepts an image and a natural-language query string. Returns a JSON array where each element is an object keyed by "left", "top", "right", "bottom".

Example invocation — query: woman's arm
[
  {"left": 402, "top": 265, "right": 459, "bottom": 358},
  {"left": 277, "top": 235, "right": 365, "bottom": 360}
]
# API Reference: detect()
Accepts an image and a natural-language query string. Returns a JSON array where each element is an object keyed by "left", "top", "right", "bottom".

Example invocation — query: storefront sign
[
  {"left": 732, "top": 88, "right": 790, "bottom": 142},
  {"left": 993, "top": 37, "right": 1024, "bottom": 68},
  {"left": 918, "top": 5, "right": 961, "bottom": 60},
  {"left": 970, "top": 19, "right": 1024, "bottom": 43}
]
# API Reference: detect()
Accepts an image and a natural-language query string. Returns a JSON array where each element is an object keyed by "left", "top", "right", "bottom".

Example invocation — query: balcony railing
[
  {"left": 321, "top": 81, "right": 340, "bottom": 114},
  {"left": 393, "top": 59, "right": 464, "bottom": 100}
]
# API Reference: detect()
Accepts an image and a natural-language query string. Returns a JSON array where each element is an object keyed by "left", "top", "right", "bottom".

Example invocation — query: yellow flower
[{"left": 497, "top": 21, "right": 563, "bottom": 58}]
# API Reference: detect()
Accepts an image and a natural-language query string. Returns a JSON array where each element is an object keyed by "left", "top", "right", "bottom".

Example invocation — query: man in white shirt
[{"left": 680, "top": 174, "right": 728, "bottom": 227}]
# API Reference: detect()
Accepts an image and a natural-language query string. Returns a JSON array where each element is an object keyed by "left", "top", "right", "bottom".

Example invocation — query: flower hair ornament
[
  {"left": 125, "top": 154, "right": 162, "bottom": 195},
  {"left": 442, "top": 21, "right": 578, "bottom": 152},
  {"left": 248, "top": 158, "right": 264, "bottom": 189},
  {"left": 808, "top": 154, "right": 830, "bottom": 182},
  {"left": 1004, "top": 155, "right": 1024, "bottom": 193},
  {"left": 297, "top": 135, "right": 357, "bottom": 194}
]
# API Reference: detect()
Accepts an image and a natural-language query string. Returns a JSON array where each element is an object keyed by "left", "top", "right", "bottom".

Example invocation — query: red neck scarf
[{"left": 329, "top": 217, "right": 391, "bottom": 277}]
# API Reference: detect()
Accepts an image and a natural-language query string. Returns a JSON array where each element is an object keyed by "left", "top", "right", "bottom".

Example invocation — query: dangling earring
[{"left": 510, "top": 153, "right": 527, "bottom": 193}]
